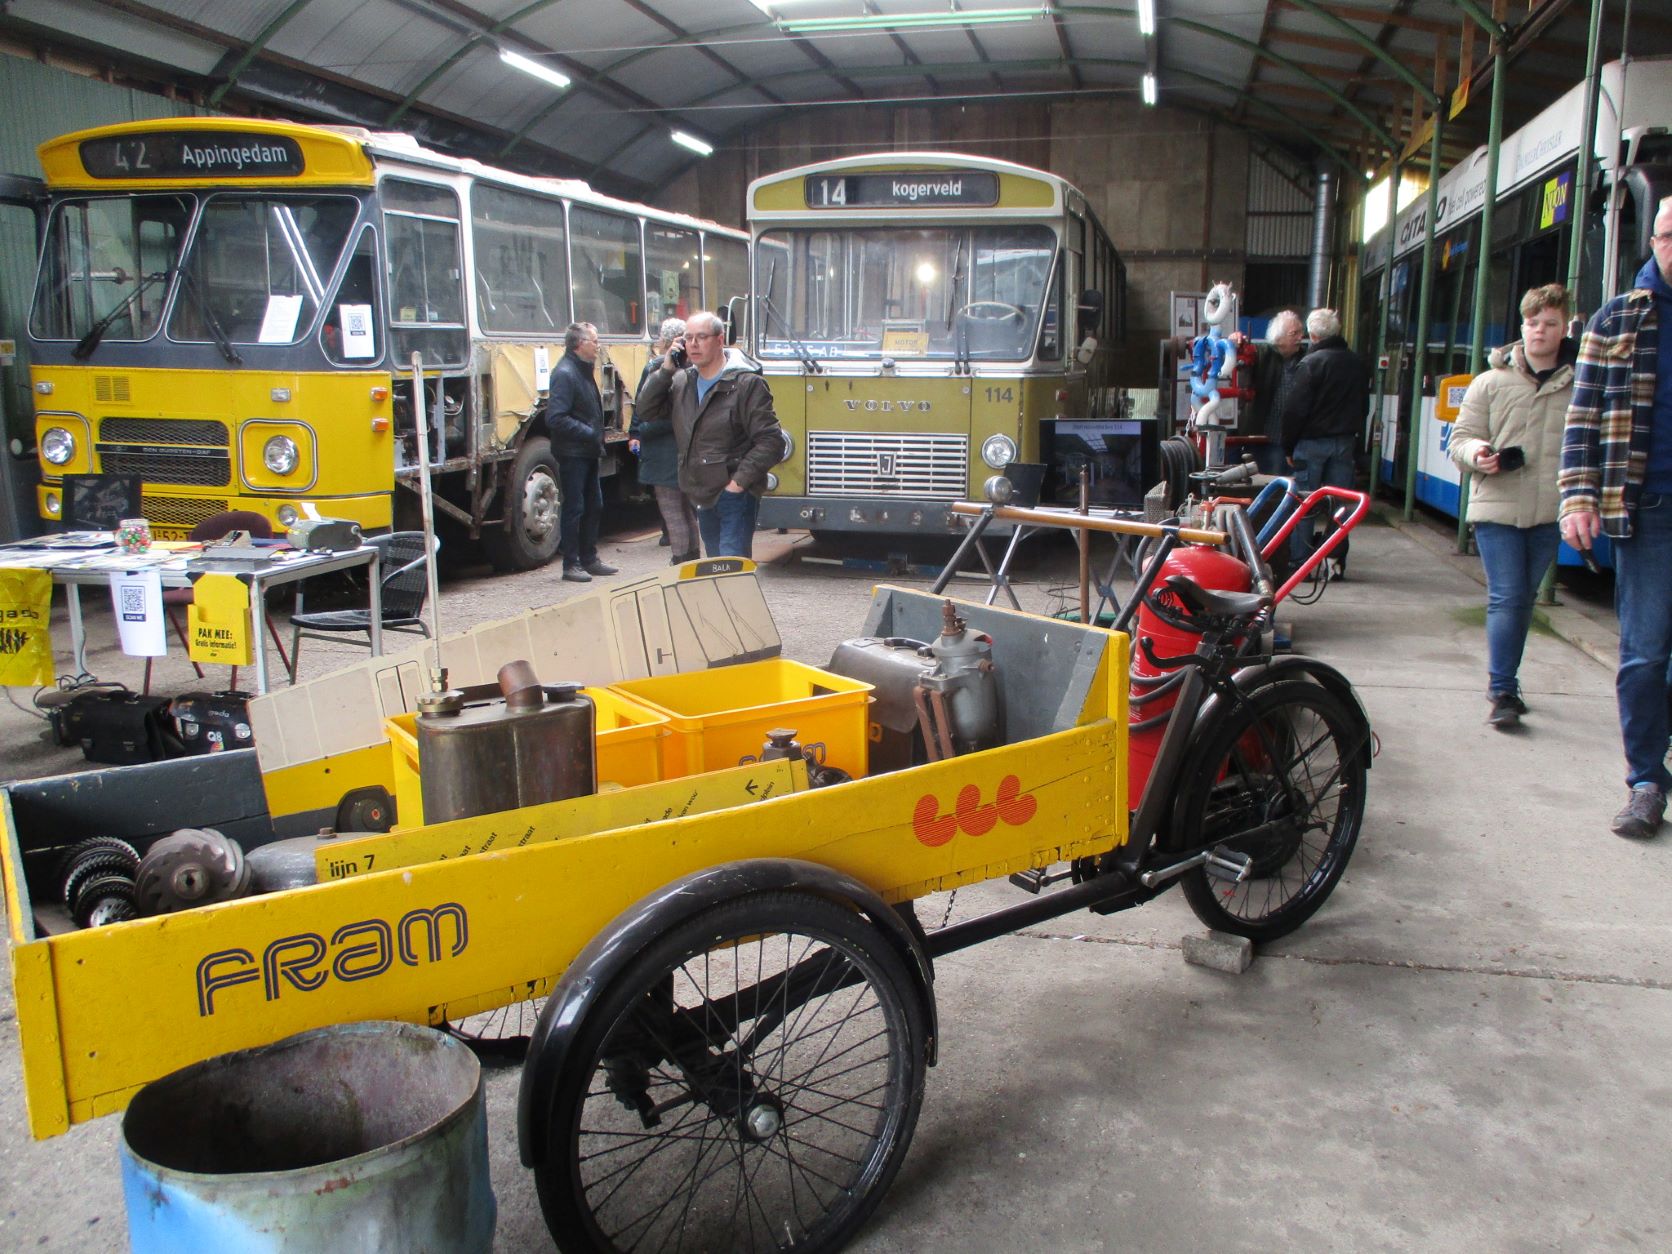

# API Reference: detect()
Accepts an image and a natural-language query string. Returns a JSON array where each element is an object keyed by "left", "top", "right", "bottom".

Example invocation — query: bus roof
[
  {"left": 749, "top": 151, "right": 1070, "bottom": 221},
  {"left": 35, "top": 116, "right": 746, "bottom": 239}
]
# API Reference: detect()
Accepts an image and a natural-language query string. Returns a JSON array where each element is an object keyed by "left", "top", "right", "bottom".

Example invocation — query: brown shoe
[{"left": 1611, "top": 786, "right": 1666, "bottom": 839}]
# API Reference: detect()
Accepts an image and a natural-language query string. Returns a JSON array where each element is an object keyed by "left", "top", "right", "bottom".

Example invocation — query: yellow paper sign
[
  {"left": 0, "top": 568, "right": 55, "bottom": 687},
  {"left": 187, "top": 573, "right": 253, "bottom": 665},
  {"left": 1436, "top": 373, "right": 1474, "bottom": 423}
]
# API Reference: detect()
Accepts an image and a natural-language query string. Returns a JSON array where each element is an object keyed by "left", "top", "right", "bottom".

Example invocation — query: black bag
[
  {"left": 171, "top": 690, "right": 255, "bottom": 756},
  {"left": 59, "top": 689, "right": 183, "bottom": 765}
]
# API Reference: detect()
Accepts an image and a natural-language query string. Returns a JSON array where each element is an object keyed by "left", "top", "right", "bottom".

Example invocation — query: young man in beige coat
[{"left": 1448, "top": 284, "right": 1576, "bottom": 729}]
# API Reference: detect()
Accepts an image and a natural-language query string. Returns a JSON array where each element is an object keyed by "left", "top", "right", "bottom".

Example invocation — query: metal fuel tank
[{"left": 415, "top": 660, "right": 595, "bottom": 824}]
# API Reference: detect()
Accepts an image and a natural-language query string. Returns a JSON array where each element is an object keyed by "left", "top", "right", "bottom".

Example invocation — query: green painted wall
[{"left": 0, "top": 53, "right": 207, "bottom": 535}]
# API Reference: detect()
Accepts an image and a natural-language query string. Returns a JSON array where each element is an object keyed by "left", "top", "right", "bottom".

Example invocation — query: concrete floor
[{"left": 2, "top": 507, "right": 1667, "bottom": 1252}]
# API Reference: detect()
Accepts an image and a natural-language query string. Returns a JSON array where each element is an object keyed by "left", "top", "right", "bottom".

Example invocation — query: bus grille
[
  {"left": 805, "top": 432, "right": 968, "bottom": 499},
  {"left": 98, "top": 417, "right": 232, "bottom": 487},
  {"left": 141, "top": 496, "right": 230, "bottom": 533}
]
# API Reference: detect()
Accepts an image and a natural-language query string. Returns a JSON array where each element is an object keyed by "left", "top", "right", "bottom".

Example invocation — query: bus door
[{"left": 0, "top": 175, "right": 45, "bottom": 540}]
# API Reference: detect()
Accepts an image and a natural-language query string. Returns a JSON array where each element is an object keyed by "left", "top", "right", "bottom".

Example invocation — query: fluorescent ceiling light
[
  {"left": 671, "top": 130, "right": 714, "bottom": 157},
  {"left": 780, "top": 7, "right": 1049, "bottom": 34},
  {"left": 1137, "top": 0, "right": 1155, "bottom": 36},
  {"left": 499, "top": 48, "right": 569, "bottom": 91},
  {"left": 1141, "top": 73, "right": 1156, "bottom": 106}
]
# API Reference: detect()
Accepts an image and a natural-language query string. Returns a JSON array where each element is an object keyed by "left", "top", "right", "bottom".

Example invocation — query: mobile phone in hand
[{"left": 1497, "top": 445, "right": 1525, "bottom": 471}]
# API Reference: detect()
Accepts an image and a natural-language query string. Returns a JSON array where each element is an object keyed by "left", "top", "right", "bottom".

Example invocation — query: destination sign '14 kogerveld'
[
  {"left": 805, "top": 170, "right": 1000, "bottom": 209},
  {"left": 80, "top": 131, "right": 305, "bottom": 179}
]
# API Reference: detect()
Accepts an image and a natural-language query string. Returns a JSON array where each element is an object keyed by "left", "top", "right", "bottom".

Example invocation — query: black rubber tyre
[
  {"left": 535, "top": 892, "right": 927, "bottom": 1253},
  {"left": 485, "top": 435, "right": 562, "bottom": 571},
  {"left": 1171, "top": 681, "right": 1367, "bottom": 942}
]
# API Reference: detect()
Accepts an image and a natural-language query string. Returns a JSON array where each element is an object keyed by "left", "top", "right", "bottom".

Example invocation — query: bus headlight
[
  {"left": 45, "top": 492, "right": 61, "bottom": 517},
  {"left": 777, "top": 430, "right": 795, "bottom": 464},
  {"left": 263, "top": 435, "right": 300, "bottom": 475},
  {"left": 765, "top": 472, "right": 779, "bottom": 491},
  {"left": 42, "top": 427, "right": 75, "bottom": 466},
  {"left": 981, "top": 434, "right": 1017, "bottom": 469},
  {"left": 277, "top": 504, "right": 300, "bottom": 527}
]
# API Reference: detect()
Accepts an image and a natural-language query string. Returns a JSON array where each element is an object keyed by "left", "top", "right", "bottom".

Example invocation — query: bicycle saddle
[{"left": 1163, "top": 574, "right": 1270, "bottom": 621}]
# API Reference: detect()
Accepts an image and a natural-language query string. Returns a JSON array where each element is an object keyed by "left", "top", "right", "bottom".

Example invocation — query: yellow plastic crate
[
  {"left": 608, "top": 659, "right": 872, "bottom": 780},
  {"left": 384, "top": 687, "right": 670, "bottom": 827}
]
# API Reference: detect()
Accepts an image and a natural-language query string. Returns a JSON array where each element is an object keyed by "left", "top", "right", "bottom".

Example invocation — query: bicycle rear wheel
[
  {"left": 535, "top": 892, "right": 927, "bottom": 1253},
  {"left": 1171, "top": 680, "right": 1367, "bottom": 941}
]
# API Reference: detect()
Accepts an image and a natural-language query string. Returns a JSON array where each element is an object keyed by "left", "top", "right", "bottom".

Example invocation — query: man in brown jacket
[{"left": 635, "top": 311, "right": 784, "bottom": 558}]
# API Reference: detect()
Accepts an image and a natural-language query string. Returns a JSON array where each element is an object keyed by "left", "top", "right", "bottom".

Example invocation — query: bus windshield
[
  {"left": 31, "top": 194, "right": 193, "bottom": 341},
  {"left": 756, "top": 224, "right": 1055, "bottom": 362},
  {"left": 168, "top": 194, "right": 362, "bottom": 345}
]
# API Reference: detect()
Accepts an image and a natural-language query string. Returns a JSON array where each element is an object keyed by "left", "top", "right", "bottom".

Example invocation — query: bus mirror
[
  {"left": 1077, "top": 288, "right": 1105, "bottom": 338},
  {"left": 1075, "top": 336, "right": 1098, "bottom": 365}
]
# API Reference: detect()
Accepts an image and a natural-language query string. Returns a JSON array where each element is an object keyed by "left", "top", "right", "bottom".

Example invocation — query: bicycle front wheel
[
  {"left": 535, "top": 892, "right": 928, "bottom": 1253},
  {"left": 1172, "top": 680, "right": 1367, "bottom": 942}
]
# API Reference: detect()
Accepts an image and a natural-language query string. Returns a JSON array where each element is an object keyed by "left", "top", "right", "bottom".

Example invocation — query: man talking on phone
[
  {"left": 634, "top": 311, "right": 785, "bottom": 559},
  {"left": 1560, "top": 195, "right": 1672, "bottom": 838}
]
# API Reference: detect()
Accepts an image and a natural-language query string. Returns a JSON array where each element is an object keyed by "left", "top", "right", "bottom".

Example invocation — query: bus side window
[{"left": 323, "top": 226, "right": 379, "bottom": 364}]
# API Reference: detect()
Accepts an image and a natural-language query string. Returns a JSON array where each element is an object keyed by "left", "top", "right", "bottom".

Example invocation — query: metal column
[{"left": 1403, "top": 114, "right": 1446, "bottom": 522}]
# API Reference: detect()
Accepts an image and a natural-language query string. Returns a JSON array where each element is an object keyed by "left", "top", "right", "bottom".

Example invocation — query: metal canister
[
  {"left": 415, "top": 659, "right": 595, "bottom": 824},
  {"left": 119, "top": 1022, "right": 495, "bottom": 1253}
]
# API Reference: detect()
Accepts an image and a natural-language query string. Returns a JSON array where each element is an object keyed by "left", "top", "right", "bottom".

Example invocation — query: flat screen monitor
[{"left": 61, "top": 474, "right": 142, "bottom": 531}]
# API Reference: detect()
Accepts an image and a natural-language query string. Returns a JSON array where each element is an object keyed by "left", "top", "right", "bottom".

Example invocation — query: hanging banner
[
  {"left": 187, "top": 573, "right": 253, "bottom": 666},
  {"left": 110, "top": 568, "right": 166, "bottom": 657},
  {"left": 0, "top": 567, "right": 55, "bottom": 687}
]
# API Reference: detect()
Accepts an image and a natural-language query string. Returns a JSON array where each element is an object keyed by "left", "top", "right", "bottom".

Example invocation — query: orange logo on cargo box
[{"left": 911, "top": 775, "right": 1037, "bottom": 846}]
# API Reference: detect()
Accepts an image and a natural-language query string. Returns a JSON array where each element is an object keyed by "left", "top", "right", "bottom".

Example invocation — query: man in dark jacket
[
  {"left": 1283, "top": 307, "right": 1370, "bottom": 569},
  {"left": 635, "top": 311, "right": 784, "bottom": 558},
  {"left": 1247, "top": 309, "right": 1305, "bottom": 475},
  {"left": 545, "top": 321, "right": 618, "bottom": 582}
]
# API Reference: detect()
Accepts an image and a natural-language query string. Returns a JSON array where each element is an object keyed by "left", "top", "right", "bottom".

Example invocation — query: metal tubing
[
  {"left": 949, "top": 501, "right": 1227, "bottom": 546},
  {"left": 1457, "top": 47, "right": 1508, "bottom": 553},
  {"left": 1308, "top": 160, "right": 1335, "bottom": 311},
  {"left": 1111, "top": 531, "right": 1180, "bottom": 636},
  {"left": 1369, "top": 159, "right": 1398, "bottom": 487},
  {"left": 411, "top": 352, "right": 446, "bottom": 685},
  {"left": 1078, "top": 465, "right": 1091, "bottom": 626},
  {"left": 931, "top": 507, "right": 997, "bottom": 595},
  {"left": 1403, "top": 113, "right": 1446, "bottom": 522},
  {"left": 1567, "top": 0, "right": 1607, "bottom": 300},
  {"left": 923, "top": 873, "right": 1153, "bottom": 958}
]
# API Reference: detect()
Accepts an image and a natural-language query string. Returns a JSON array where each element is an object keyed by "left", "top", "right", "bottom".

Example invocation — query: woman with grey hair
[{"left": 630, "top": 316, "right": 700, "bottom": 562}]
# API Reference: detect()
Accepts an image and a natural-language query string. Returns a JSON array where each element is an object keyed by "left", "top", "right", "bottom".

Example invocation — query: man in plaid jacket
[{"left": 1559, "top": 196, "right": 1672, "bottom": 838}]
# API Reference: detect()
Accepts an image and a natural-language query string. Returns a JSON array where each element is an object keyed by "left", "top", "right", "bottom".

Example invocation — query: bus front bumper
[{"left": 758, "top": 496, "right": 986, "bottom": 535}]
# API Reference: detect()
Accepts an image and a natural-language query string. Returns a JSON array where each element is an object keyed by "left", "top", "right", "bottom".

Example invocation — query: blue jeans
[
  {"left": 1472, "top": 521, "right": 1560, "bottom": 698},
  {"left": 1613, "top": 491, "right": 1672, "bottom": 790},
  {"left": 1288, "top": 434, "right": 1357, "bottom": 564},
  {"left": 695, "top": 489, "right": 759, "bottom": 558},
  {"left": 557, "top": 456, "right": 602, "bottom": 568}
]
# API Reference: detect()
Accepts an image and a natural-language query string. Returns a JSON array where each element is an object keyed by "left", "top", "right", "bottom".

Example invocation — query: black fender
[
  {"left": 1162, "top": 656, "right": 1373, "bottom": 849},
  {"left": 516, "top": 857, "right": 938, "bottom": 1167}
]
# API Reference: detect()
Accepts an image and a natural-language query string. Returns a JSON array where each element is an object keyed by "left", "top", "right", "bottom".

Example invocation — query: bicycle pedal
[
  {"left": 1204, "top": 848, "right": 1253, "bottom": 884},
  {"left": 1007, "top": 867, "right": 1075, "bottom": 895}
]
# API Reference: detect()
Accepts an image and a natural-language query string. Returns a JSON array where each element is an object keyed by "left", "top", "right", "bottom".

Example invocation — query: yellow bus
[
  {"left": 24, "top": 117, "right": 749, "bottom": 568},
  {"left": 747, "top": 152, "right": 1129, "bottom": 537}
]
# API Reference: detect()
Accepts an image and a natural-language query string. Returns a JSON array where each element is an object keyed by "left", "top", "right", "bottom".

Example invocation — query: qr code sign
[{"left": 120, "top": 585, "right": 147, "bottom": 621}]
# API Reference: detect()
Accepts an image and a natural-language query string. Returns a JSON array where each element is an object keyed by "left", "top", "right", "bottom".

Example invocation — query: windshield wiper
[
  {"left": 71, "top": 268, "right": 170, "bottom": 361},
  {"left": 759, "top": 259, "right": 821, "bottom": 375},
  {"left": 175, "top": 264, "right": 243, "bottom": 365}
]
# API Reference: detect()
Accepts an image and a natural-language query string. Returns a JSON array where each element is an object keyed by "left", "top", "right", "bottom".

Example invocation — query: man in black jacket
[
  {"left": 1282, "top": 307, "right": 1370, "bottom": 570},
  {"left": 545, "top": 322, "right": 618, "bottom": 582},
  {"left": 1247, "top": 309, "right": 1305, "bottom": 475}
]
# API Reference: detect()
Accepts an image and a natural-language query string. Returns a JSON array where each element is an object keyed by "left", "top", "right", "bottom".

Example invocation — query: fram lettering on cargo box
[{"left": 195, "top": 903, "right": 468, "bottom": 1016}]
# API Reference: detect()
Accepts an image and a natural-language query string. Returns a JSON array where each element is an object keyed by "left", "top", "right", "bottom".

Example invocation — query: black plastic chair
[{"left": 286, "top": 532, "right": 434, "bottom": 683}]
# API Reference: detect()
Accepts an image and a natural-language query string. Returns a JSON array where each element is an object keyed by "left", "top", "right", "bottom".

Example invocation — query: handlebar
[{"left": 1261, "top": 486, "right": 1371, "bottom": 604}]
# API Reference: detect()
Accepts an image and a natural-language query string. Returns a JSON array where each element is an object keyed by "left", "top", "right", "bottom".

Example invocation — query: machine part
[
  {"left": 245, "top": 833, "right": 355, "bottom": 893},
  {"left": 83, "top": 896, "right": 139, "bottom": 928},
  {"left": 1168, "top": 681, "right": 1368, "bottom": 941},
  {"left": 826, "top": 637, "right": 936, "bottom": 772},
  {"left": 134, "top": 828, "right": 252, "bottom": 915},
  {"left": 417, "top": 662, "right": 595, "bottom": 825},
  {"left": 914, "top": 601, "right": 1000, "bottom": 756},
  {"left": 57, "top": 837, "right": 141, "bottom": 905},
  {"left": 758, "top": 728, "right": 803, "bottom": 761},
  {"left": 72, "top": 872, "right": 138, "bottom": 928},
  {"left": 807, "top": 763, "right": 852, "bottom": 788},
  {"left": 1137, "top": 845, "right": 1253, "bottom": 890},
  {"left": 530, "top": 892, "right": 926, "bottom": 1253},
  {"left": 335, "top": 785, "right": 396, "bottom": 833}
]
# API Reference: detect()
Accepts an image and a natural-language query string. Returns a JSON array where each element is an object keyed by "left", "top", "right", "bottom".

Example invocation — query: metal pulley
[{"left": 134, "top": 828, "right": 252, "bottom": 915}]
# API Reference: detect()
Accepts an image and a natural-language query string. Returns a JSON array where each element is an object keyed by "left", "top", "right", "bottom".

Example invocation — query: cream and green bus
[
  {"left": 25, "top": 117, "right": 748, "bottom": 568},
  {"left": 747, "top": 152, "right": 1128, "bottom": 536}
]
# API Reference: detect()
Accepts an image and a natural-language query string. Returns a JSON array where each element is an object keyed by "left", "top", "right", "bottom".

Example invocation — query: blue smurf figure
[{"left": 1188, "top": 281, "right": 1238, "bottom": 427}]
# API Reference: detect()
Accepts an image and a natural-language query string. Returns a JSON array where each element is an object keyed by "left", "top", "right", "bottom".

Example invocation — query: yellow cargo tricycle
[{"left": 3, "top": 514, "right": 1370, "bottom": 1253}]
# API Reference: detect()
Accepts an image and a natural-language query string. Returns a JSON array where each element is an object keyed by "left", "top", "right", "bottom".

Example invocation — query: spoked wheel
[
  {"left": 1171, "top": 681, "right": 1368, "bottom": 941},
  {"left": 447, "top": 985, "right": 549, "bottom": 1064},
  {"left": 536, "top": 893, "right": 928, "bottom": 1253}
]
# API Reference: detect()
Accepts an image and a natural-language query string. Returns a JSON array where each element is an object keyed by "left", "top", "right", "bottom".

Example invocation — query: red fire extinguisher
[{"left": 1127, "top": 543, "right": 1251, "bottom": 801}]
